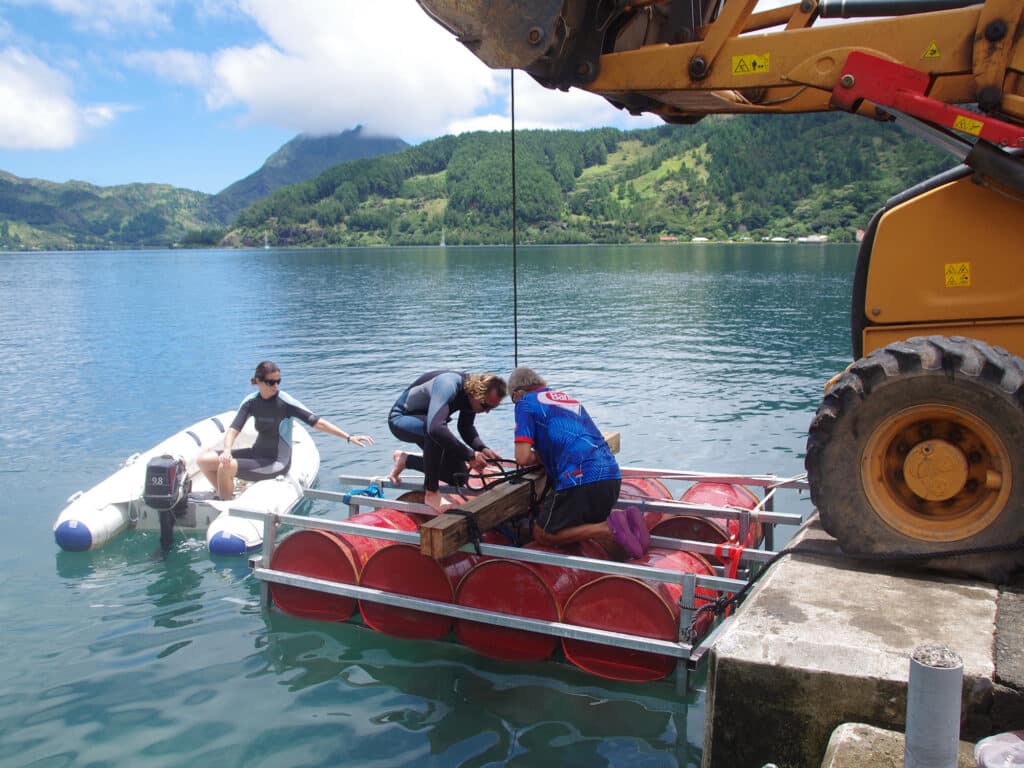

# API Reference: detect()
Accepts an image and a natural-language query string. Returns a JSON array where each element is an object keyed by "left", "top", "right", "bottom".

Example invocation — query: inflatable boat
[{"left": 53, "top": 411, "right": 320, "bottom": 556}]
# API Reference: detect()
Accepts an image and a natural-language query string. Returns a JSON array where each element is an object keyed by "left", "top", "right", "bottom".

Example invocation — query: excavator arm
[{"left": 418, "top": 0, "right": 1024, "bottom": 133}]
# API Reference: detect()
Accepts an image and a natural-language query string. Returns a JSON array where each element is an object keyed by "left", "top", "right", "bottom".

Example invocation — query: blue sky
[{"left": 0, "top": 0, "right": 661, "bottom": 194}]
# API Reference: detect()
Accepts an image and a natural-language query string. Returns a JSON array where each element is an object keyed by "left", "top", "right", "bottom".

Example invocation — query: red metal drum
[
  {"left": 682, "top": 481, "right": 762, "bottom": 547},
  {"left": 650, "top": 482, "right": 762, "bottom": 566},
  {"left": 268, "top": 509, "right": 418, "bottom": 621},
  {"left": 358, "top": 530, "right": 510, "bottom": 640},
  {"left": 619, "top": 476, "right": 672, "bottom": 502},
  {"left": 454, "top": 541, "right": 609, "bottom": 662},
  {"left": 561, "top": 547, "right": 716, "bottom": 682}
]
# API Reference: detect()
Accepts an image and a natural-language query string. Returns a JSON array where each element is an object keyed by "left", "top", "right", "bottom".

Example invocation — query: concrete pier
[{"left": 702, "top": 516, "right": 1024, "bottom": 768}]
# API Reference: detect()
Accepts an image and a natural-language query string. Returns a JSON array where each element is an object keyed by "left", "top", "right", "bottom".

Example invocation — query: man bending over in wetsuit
[{"left": 388, "top": 370, "right": 505, "bottom": 511}]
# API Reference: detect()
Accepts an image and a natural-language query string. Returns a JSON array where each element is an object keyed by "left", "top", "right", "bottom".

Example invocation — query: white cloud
[
  {"left": 125, "top": 48, "right": 211, "bottom": 87},
  {"left": 0, "top": 47, "right": 82, "bottom": 148},
  {"left": 203, "top": 0, "right": 502, "bottom": 138},
  {"left": 0, "top": 47, "right": 122, "bottom": 149},
  {"left": 82, "top": 103, "right": 130, "bottom": 127},
  {"left": 124, "top": 0, "right": 657, "bottom": 140},
  {"left": 15, "top": 0, "right": 175, "bottom": 33}
]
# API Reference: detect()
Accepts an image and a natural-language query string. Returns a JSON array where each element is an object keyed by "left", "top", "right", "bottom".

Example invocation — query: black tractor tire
[{"left": 805, "top": 335, "right": 1024, "bottom": 582}]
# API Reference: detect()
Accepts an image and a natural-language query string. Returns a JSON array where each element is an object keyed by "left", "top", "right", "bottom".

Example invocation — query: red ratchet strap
[{"left": 714, "top": 541, "right": 745, "bottom": 580}]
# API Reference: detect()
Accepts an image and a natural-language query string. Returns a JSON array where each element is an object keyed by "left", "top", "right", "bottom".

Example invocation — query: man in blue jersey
[
  {"left": 388, "top": 371, "right": 506, "bottom": 511},
  {"left": 510, "top": 366, "right": 647, "bottom": 559}
]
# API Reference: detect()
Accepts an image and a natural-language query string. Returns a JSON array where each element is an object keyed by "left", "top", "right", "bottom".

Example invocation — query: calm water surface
[{"left": 0, "top": 244, "right": 856, "bottom": 767}]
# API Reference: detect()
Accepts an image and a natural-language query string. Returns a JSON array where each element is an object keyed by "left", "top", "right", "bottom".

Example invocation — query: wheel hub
[
  {"left": 902, "top": 439, "right": 968, "bottom": 501},
  {"left": 862, "top": 403, "right": 1011, "bottom": 542}
]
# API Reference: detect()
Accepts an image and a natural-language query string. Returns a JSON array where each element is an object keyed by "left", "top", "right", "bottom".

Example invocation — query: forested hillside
[
  {"left": 227, "top": 112, "right": 951, "bottom": 247},
  {"left": 0, "top": 127, "right": 408, "bottom": 251},
  {"left": 0, "top": 112, "right": 951, "bottom": 251},
  {"left": 0, "top": 173, "right": 223, "bottom": 251}
]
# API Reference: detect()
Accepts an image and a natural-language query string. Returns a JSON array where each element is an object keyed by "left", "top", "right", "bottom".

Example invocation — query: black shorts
[
  {"left": 537, "top": 478, "right": 622, "bottom": 534},
  {"left": 227, "top": 447, "right": 288, "bottom": 482}
]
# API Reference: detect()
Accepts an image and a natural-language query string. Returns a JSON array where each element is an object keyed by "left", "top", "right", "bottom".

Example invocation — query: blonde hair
[{"left": 464, "top": 373, "right": 507, "bottom": 402}]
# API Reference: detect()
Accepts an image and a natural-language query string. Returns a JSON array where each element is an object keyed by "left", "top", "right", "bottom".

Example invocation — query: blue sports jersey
[{"left": 514, "top": 388, "right": 620, "bottom": 491}]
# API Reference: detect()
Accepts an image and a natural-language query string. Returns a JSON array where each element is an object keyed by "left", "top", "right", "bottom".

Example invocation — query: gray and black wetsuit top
[
  {"left": 229, "top": 390, "right": 319, "bottom": 479},
  {"left": 396, "top": 370, "right": 485, "bottom": 461}
]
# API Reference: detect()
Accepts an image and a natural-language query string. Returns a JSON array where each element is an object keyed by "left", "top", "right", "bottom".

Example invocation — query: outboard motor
[{"left": 143, "top": 455, "right": 191, "bottom": 551}]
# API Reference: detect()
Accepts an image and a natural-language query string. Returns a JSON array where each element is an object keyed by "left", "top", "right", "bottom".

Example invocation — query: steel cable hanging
[{"left": 511, "top": 69, "right": 519, "bottom": 367}]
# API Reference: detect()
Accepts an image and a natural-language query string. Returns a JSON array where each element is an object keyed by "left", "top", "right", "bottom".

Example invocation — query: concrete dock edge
[{"left": 702, "top": 515, "right": 1023, "bottom": 768}]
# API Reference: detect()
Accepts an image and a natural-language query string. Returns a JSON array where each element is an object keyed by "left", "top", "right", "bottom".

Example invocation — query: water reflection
[{"left": 259, "top": 611, "right": 702, "bottom": 767}]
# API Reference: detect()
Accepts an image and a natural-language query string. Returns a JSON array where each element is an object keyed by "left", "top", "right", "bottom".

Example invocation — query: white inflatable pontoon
[{"left": 53, "top": 411, "right": 320, "bottom": 556}]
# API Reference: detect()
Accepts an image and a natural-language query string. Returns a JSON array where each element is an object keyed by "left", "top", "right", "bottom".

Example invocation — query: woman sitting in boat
[
  {"left": 198, "top": 360, "right": 374, "bottom": 500},
  {"left": 387, "top": 370, "right": 506, "bottom": 511}
]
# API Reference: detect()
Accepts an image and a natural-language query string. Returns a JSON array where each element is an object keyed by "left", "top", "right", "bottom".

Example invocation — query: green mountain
[
  {"left": 0, "top": 114, "right": 951, "bottom": 251},
  {"left": 0, "top": 172, "right": 223, "bottom": 251},
  {"left": 211, "top": 127, "right": 409, "bottom": 222},
  {"left": 227, "top": 113, "right": 951, "bottom": 248},
  {"left": 0, "top": 127, "right": 409, "bottom": 250}
]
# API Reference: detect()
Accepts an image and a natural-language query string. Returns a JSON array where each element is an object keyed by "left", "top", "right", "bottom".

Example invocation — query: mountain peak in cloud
[{"left": 212, "top": 125, "right": 408, "bottom": 220}]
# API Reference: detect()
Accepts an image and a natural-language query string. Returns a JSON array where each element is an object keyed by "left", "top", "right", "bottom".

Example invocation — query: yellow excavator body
[{"left": 860, "top": 172, "right": 1024, "bottom": 355}]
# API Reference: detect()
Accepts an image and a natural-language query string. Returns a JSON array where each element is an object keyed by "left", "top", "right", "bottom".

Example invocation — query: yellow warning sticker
[
  {"left": 944, "top": 262, "right": 971, "bottom": 288},
  {"left": 732, "top": 53, "right": 770, "bottom": 75},
  {"left": 952, "top": 115, "right": 984, "bottom": 136},
  {"left": 922, "top": 41, "right": 941, "bottom": 59}
]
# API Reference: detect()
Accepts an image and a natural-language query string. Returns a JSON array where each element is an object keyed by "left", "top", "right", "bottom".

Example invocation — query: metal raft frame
[{"left": 245, "top": 468, "right": 808, "bottom": 690}]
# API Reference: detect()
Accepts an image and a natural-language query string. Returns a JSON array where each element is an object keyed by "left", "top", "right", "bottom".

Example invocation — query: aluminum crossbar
[
  {"left": 254, "top": 565, "right": 695, "bottom": 658},
  {"left": 239, "top": 508, "right": 751, "bottom": 591},
  {"left": 333, "top": 477, "right": 802, "bottom": 526}
]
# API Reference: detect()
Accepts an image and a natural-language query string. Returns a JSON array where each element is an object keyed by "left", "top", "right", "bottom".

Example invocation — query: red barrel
[
  {"left": 359, "top": 529, "right": 510, "bottom": 640},
  {"left": 268, "top": 509, "right": 418, "bottom": 621},
  {"left": 650, "top": 482, "right": 762, "bottom": 567},
  {"left": 619, "top": 476, "right": 672, "bottom": 502},
  {"left": 561, "top": 547, "right": 716, "bottom": 682},
  {"left": 454, "top": 541, "right": 609, "bottom": 662}
]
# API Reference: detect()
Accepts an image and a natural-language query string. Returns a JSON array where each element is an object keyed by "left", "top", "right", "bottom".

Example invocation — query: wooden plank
[
  {"left": 602, "top": 431, "right": 620, "bottom": 454},
  {"left": 419, "top": 433, "right": 619, "bottom": 558},
  {"left": 419, "top": 470, "right": 546, "bottom": 558}
]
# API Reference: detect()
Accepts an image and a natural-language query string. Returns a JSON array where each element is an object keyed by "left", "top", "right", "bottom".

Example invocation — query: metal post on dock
[{"left": 904, "top": 643, "right": 963, "bottom": 768}]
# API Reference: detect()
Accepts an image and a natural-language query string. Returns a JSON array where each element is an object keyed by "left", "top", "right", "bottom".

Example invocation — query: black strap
[{"left": 448, "top": 508, "right": 483, "bottom": 555}]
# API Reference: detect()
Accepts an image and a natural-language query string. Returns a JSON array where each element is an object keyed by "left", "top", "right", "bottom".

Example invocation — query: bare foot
[
  {"left": 388, "top": 450, "right": 407, "bottom": 484},
  {"left": 423, "top": 490, "right": 453, "bottom": 512}
]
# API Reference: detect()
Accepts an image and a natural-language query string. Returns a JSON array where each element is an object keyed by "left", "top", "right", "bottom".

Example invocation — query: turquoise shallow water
[{"left": 0, "top": 244, "right": 855, "bottom": 767}]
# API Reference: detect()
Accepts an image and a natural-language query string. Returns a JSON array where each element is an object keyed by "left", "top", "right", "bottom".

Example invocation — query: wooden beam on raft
[
  {"left": 419, "top": 469, "right": 546, "bottom": 558},
  {"left": 418, "top": 432, "right": 620, "bottom": 559}
]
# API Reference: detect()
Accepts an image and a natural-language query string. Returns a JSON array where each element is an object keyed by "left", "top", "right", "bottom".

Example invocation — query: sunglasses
[{"left": 262, "top": 378, "right": 281, "bottom": 386}]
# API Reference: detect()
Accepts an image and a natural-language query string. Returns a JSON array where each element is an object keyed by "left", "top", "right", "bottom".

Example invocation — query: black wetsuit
[
  {"left": 388, "top": 370, "right": 486, "bottom": 492},
  {"left": 228, "top": 390, "right": 319, "bottom": 481}
]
